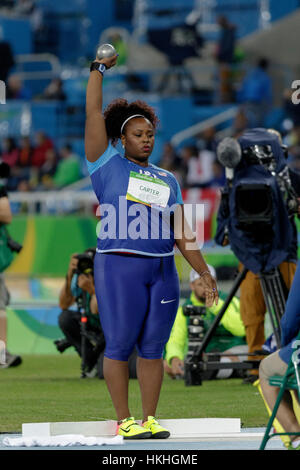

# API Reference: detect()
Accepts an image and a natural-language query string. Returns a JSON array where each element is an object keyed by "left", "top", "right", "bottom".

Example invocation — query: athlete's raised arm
[{"left": 85, "top": 54, "right": 118, "bottom": 162}]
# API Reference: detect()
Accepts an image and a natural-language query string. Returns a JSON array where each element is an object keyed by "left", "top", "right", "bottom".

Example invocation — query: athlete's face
[{"left": 121, "top": 118, "right": 155, "bottom": 166}]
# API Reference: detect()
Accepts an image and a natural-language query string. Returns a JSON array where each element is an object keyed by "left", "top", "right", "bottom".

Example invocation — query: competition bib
[{"left": 126, "top": 171, "right": 170, "bottom": 208}]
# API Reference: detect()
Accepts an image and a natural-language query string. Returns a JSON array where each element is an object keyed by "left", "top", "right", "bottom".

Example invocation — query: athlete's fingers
[
  {"left": 204, "top": 282, "right": 219, "bottom": 307},
  {"left": 211, "top": 279, "right": 219, "bottom": 305},
  {"left": 204, "top": 289, "right": 214, "bottom": 307},
  {"left": 93, "top": 54, "right": 119, "bottom": 69},
  {"left": 202, "top": 278, "right": 218, "bottom": 295},
  {"left": 204, "top": 275, "right": 219, "bottom": 306}
]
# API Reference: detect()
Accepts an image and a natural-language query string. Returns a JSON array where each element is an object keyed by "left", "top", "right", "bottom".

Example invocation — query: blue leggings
[{"left": 94, "top": 253, "right": 180, "bottom": 361}]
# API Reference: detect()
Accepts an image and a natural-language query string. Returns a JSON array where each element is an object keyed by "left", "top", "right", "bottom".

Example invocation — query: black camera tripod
[
  {"left": 77, "top": 291, "right": 105, "bottom": 379},
  {"left": 77, "top": 290, "right": 89, "bottom": 378},
  {"left": 184, "top": 265, "right": 287, "bottom": 386}
]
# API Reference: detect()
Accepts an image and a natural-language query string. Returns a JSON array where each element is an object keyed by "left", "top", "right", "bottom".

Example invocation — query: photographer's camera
[{"left": 183, "top": 305, "right": 206, "bottom": 386}]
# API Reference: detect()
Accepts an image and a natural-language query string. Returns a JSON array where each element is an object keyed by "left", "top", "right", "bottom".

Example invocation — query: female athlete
[{"left": 85, "top": 53, "right": 218, "bottom": 439}]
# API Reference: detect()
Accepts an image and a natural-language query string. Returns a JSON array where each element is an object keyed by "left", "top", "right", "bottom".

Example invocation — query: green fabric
[
  {"left": 74, "top": 289, "right": 100, "bottom": 329},
  {"left": 7, "top": 215, "right": 98, "bottom": 276},
  {"left": 112, "top": 39, "right": 128, "bottom": 66},
  {"left": 164, "top": 291, "right": 246, "bottom": 366},
  {"left": 84, "top": 293, "right": 101, "bottom": 329},
  {"left": 0, "top": 225, "right": 14, "bottom": 272},
  {"left": 32, "top": 216, "right": 97, "bottom": 276},
  {"left": 53, "top": 156, "right": 81, "bottom": 188}
]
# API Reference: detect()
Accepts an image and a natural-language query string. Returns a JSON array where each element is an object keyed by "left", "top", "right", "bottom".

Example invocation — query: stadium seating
[
  {"left": 1, "top": 0, "right": 299, "bottom": 190},
  {"left": 0, "top": 15, "right": 32, "bottom": 54}
]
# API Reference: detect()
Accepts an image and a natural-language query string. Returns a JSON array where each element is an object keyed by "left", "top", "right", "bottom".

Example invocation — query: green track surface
[{"left": 0, "top": 355, "right": 268, "bottom": 433}]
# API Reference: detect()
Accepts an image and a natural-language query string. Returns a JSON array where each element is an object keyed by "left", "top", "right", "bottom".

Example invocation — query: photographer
[
  {"left": 55, "top": 248, "right": 105, "bottom": 377},
  {"left": 164, "top": 266, "right": 246, "bottom": 379}
]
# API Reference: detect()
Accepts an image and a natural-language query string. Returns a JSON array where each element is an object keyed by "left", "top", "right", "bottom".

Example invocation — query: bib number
[{"left": 126, "top": 171, "right": 170, "bottom": 208}]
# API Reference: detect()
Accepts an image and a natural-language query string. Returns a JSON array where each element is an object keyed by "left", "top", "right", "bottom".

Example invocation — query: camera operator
[
  {"left": 238, "top": 262, "right": 297, "bottom": 384},
  {"left": 0, "top": 163, "right": 22, "bottom": 369},
  {"left": 164, "top": 266, "right": 246, "bottom": 380},
  {"left": 215, "top": 128, "right": 300, "bottom": 383},
  {"left": 55, "top": 248, "right": 105, "bottom": 377}
]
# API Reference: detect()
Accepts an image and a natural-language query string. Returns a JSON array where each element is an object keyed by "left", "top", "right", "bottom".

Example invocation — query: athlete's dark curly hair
[{"left": 103, "top": 99, "right": 160, "bottom": 144}]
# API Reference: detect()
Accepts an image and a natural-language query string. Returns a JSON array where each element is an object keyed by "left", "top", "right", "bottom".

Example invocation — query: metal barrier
[
  {"left": 170, "top": 106, "right": 238, "bottom": 148},
  {"left": 8, "top": 190, "right": 97, "bottom": 215},
  {"left": 14, "top": 53, "right": 61, "bottom": 81}
]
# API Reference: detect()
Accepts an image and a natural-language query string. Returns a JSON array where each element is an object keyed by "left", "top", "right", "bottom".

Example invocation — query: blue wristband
[{"left": 90, "top": 62, "right": 106, "bottom": 76}]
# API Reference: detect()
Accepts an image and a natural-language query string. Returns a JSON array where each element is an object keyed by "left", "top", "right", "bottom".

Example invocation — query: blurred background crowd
[
  {"left": 1, "top": 0, "right": 300, "bottom": 199},
  {"left": 1, "top": 0, "right": 300, "bottom": 370}
]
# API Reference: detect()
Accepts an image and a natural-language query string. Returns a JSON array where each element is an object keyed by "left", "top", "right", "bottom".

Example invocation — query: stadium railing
[
  {"left": 8, "top": 190, "right": 97, "bottom": 215},
  {"left": 14, "top": 53, "right": 61, "bottom": 80},
  {"left": 170, "top": 106, "right": 238, "bottom": 148}
]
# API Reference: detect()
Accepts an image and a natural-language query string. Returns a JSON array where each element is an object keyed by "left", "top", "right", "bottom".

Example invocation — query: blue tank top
[{"left": 86, "top": 143, "right": 183, "bottom": 256}]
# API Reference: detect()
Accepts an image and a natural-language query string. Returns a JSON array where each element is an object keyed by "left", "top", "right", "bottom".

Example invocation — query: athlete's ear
[{"left": 121, "top": 135, "right": 126, "bottom": 149}]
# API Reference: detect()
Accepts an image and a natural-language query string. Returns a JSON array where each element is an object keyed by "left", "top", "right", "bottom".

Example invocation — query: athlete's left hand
[{"left": 199, "top": 272, "right": 219, "bottom": 307}]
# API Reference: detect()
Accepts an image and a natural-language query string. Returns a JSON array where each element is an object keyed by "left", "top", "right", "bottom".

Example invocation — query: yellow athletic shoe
[
  {"left": 142, "top": 416, "right": 170, "bottom": 439},
  {"left": 117, "top": 417, "right": 152, "bottom": 440},
  {"left": 287, "top": 440, "right": 300, "bottom": 450}
]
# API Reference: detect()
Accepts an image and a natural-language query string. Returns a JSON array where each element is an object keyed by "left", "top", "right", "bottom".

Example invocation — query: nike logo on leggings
[{"left": 161, "top": 299, "right": 176, "bottom": 304}]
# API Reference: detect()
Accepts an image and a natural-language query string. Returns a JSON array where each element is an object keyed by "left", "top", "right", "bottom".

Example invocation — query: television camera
[{"left": 184, "top": 128, "right": 299, "bottom": 385}]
